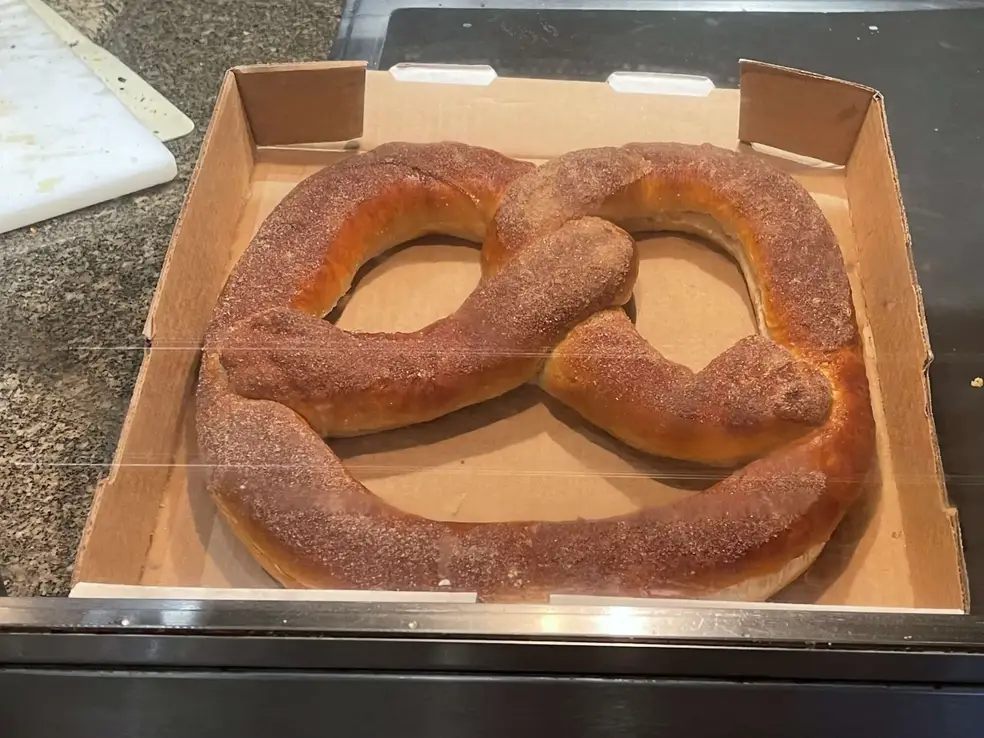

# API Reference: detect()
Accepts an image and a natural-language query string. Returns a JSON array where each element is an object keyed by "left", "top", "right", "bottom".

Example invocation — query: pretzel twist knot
[{"left": 197, "top": 142, "right": 876, "bottom": 601}]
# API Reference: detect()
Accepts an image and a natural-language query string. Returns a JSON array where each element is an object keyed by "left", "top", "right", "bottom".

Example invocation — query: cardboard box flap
[
  {"left": 845, "top": 98, "right": 966, "bottom": 609},
  {"left": 738, "top": 59, "right": 875, "bottom": 166},
  {"left": 233, "top": 61, "right": 366, "bottom": 146}
]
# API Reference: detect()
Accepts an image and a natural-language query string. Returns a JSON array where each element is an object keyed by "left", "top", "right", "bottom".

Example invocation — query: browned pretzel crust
[{"left": 198, "top": 141, "right": 875, "bottom": 601}]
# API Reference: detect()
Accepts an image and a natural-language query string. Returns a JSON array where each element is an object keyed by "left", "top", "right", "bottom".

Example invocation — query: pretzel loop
[{"left": 198, "top": 141, "right": 875, "bottom": 601}]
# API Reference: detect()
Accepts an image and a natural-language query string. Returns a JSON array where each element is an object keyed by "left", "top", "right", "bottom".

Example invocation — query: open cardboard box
[{"left": 72, "top": 60, "right": 968, "bottom": 612}]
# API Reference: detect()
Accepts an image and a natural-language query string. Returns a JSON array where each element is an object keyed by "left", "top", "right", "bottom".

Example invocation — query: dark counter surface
[{"left": 0, "top": 0, "right": 340, "bottom": 596}]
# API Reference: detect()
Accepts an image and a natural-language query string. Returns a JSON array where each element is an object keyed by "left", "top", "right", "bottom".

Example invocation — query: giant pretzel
[{"left": 197, "top": 141, "right": 876, "bottom": 601}]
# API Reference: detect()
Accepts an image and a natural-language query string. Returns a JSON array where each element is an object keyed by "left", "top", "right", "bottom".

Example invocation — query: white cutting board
[
  {"left": 0, "top": 0, "right": 177, "bottom": 235},
  {"left": 24, "top": 0, "right": 194, "bottom": 142}
]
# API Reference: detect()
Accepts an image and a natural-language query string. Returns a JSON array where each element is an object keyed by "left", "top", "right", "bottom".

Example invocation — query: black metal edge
[
  {"left": 7, "top": 631, "right": 984, "bottom": 685},
  {"left": 5, "top": 670, "right": 984, "bottom": 738},
  {"left": 4, "top": 597, "right": 984, "bottom": 655}
]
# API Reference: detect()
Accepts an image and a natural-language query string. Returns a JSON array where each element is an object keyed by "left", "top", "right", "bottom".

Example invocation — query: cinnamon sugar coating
[{"left": 197, "top": 141, "right": 875, "bottom": 601}]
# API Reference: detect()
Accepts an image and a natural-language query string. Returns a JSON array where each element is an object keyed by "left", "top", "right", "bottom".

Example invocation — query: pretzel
[{"left": 198, "top": 141, "right": 875, "bottom": 602}]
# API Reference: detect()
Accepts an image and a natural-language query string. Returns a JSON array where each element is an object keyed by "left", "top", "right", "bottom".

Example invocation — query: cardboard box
[{"left": 74, "top": 60, "right": 968, "bottom": 612}]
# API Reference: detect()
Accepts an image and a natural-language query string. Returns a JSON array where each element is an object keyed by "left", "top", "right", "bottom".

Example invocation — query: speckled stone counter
[{"left": 0, "top": 0, "right": 341, "bottom": 595}]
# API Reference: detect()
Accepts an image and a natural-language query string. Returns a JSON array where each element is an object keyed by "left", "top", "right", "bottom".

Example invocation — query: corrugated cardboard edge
[
  {"left": 74, "top": 70, "right": 256, "bottom": 585},
  {"left": 70, "top": 583, "right": 478, "bottom": 603},
  {"left": 144, "top": 73, "right": 248, "bottom": 341},
  {"left": 549, "top": 594, "right": 962, "bottom": 615},
  {"left": 738, "top": 59, "right": 875, "bottom": 166},
  {"left": 69, "top": 583, "right": 963, "bottom": 615},
  {"left": 845, "top": 96, "right": 968, "bottom": 610}
]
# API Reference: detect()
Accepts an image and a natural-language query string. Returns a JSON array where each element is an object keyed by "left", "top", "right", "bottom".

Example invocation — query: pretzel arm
[
  {"left": 539, "top": 308, "right": 831, "bottom": 466},
  {"left": 217, "top": 217, "right": 636, "bottom": 436}
]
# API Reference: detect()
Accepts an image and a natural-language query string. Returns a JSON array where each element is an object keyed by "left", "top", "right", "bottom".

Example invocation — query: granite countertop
[{"left": 0, "top": 0, "right": 342, "bottom": 596}]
